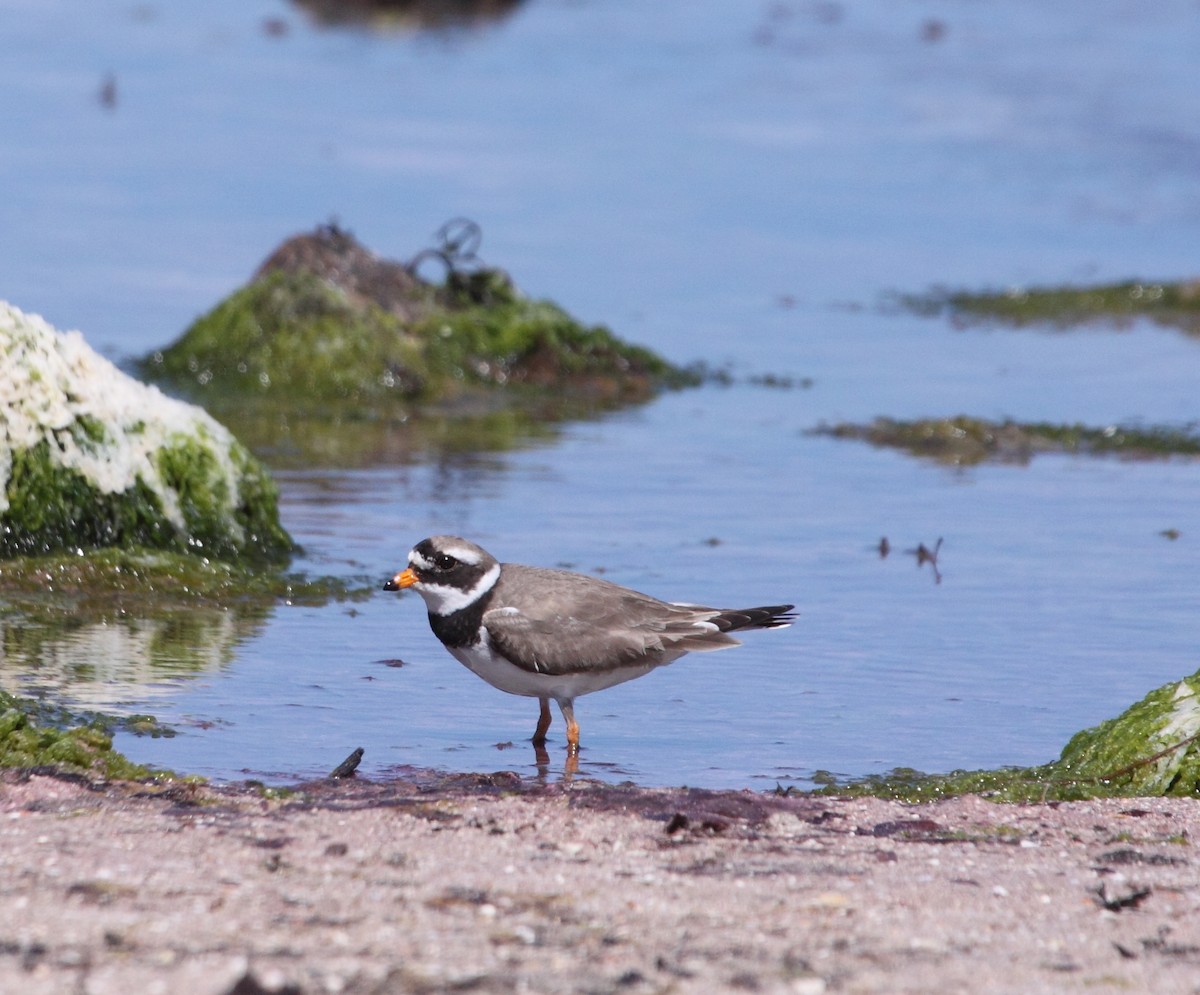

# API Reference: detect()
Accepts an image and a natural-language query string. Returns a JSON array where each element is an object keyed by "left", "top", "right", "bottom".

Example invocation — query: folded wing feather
[{"left": 482, "top": 602, "right": 740, "bottom": 676}]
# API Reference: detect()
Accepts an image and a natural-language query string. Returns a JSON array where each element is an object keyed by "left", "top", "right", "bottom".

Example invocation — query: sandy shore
[{"left": 2, "top": 768, "right": 1199, "bottom": 994}]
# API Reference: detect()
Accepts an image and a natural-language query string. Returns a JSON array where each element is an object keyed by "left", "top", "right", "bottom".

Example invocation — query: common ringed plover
[{"left": 384, "top": 535, "right": 795, "bottom": 756}]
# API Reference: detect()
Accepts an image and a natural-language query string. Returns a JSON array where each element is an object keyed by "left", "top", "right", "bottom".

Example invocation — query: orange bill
[{"left": 383, "top": 567, "right": 418, "bottom": 591}]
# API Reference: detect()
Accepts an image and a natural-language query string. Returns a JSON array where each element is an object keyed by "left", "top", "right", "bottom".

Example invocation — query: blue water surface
[{"left": 1, "top": 0, "right": 1198, "bottom": 787}]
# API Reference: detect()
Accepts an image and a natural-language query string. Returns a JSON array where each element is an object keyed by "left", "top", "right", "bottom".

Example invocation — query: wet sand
[{"left": 2, "top": 769, "right": 1199, "bottom": 994}]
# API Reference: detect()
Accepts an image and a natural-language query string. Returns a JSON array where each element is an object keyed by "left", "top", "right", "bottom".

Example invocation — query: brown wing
[{"left": 481, "top": 564, "right": 761, "bottom": 676}]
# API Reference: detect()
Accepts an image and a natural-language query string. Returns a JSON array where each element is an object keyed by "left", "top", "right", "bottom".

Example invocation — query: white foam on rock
[{"left": 0, "top": 301, "right": 243, "bottom": 535}]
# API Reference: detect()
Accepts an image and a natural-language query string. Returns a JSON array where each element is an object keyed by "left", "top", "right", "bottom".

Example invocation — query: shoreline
[{"left": 3, "top": 769, "right": 1200, "bottom": 993}]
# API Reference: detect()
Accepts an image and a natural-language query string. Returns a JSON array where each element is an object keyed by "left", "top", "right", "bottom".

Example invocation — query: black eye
[{"left": 434, "top": 553, "right": 458, "bottom": 570}]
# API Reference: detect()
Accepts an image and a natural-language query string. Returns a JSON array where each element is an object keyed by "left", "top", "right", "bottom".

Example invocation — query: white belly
[{"left": 447, "top": 631, "right": 671, "bottom": 701}]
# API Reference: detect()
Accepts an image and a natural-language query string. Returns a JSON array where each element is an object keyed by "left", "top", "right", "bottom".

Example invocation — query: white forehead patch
[{"left": 412, "top": 562, "right": 500, "bottom": 615}]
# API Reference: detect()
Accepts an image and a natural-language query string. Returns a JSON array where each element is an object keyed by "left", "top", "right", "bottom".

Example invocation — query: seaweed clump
[
  {"left": 903, "top": 278, "right": 1200, "bottom": 335},
  {"left": 813, "top": 415, "right": 1200, "bottom": 467}
]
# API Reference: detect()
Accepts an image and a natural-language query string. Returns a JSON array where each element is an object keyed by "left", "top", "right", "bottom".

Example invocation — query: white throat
[{"left": 414, "top": 562, "right": 500, "bottom": 616}]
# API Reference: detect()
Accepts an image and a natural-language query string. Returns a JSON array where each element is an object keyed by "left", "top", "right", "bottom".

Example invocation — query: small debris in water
[{"left": 97, "top": 73, "right": 117, "bottom": 110}]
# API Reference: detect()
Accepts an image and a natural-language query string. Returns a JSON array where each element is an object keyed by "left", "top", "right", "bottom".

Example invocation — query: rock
[
  {"left": 252, "top": 220, "right": 432, "bottom": 324},
  {"left": 0, "top": 302, "right": 292, "bottom": 561}
]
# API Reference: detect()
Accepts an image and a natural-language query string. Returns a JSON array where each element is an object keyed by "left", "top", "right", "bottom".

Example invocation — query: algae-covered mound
[
  {"left": 1056, "top": 673, "right": 1200, "bottom": 796},
  {"left": 143, "top": 223, "right": 691, "bottom": 414},
  {"left": 904, "top": 278, "right": 1200, "bottom": 334},
  {"left": 0, "top": 302, "right": 292, "bottom": 561},
  {"left": 813, "top": 415, "right": 1200, "bottom": 467}
]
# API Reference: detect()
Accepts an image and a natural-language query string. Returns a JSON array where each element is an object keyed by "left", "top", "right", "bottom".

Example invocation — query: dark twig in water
[
  {"left": 906, "top": 537, "right": 942, "bottom": 584},
  {"left": 329, "top": 747, "right": 364, "bottom": 779}
]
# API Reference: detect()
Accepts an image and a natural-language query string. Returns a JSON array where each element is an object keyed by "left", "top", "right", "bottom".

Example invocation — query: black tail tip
[
  {"left": 717, "top": 604, "right": 797, "bottom": 631},
  {"left": 763, "top": 604, "right": 797, "bottom": 627}
]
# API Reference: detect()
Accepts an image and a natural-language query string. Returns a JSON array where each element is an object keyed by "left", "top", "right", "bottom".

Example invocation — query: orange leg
[
  {"left": 559, "top": 699, "right": 581, "bottom": 756},
  {"left": 532, "top": 697, "right": 552, "bottom": 747}
]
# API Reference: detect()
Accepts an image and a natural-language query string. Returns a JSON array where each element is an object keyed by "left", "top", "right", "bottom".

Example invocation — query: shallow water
[{"left": 2, "top": 1, "right": 1200, "bottom": 788}]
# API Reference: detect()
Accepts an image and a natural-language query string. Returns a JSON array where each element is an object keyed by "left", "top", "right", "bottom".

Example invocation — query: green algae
[
  {"left": 902, "top": 278, "right": 1200, "bottom": 334},
  {"left": 813, "top": 670, "right": 1200, "bottom": 802},
  {"left": 2, "top": 421, "right": 291, "bottom": 563},
  {"left": 146, "top": 271, "right": 433, "bottom": 405},
  {"left": 0, "top": 693, "right": 173, "bottom": 742},
  {"left": 4, "top": 429, "right": 291, "bottom": 561},
  {"left": 148, "top": 268, "right": 690, "bottom": 408},
  {"left": 813, "top": 415, "right": 1200, "bottom": 467},
  {"left": 0, "top": 546, "right": 373, "bottom": 611},
  {"left": 811, "top": 764, "right": 1076, "bottom": 804},
  {"left": 157, "top": 432, "right": 293, "bottom": 561},
  {"left": 1056, "top": 675, "right": 1200, "bottom": 797},
  {"left": 0, "top": 689, "right": 169, "bottom": 780},
  {"left": 4, "top": 439, "right": 173, "bottom": 557},
  {"left": 410, "top": 288, "right": 684, "bottom": 396},
  {"left": 2, "top": 422, "right": 289, "bottom": 561}
]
